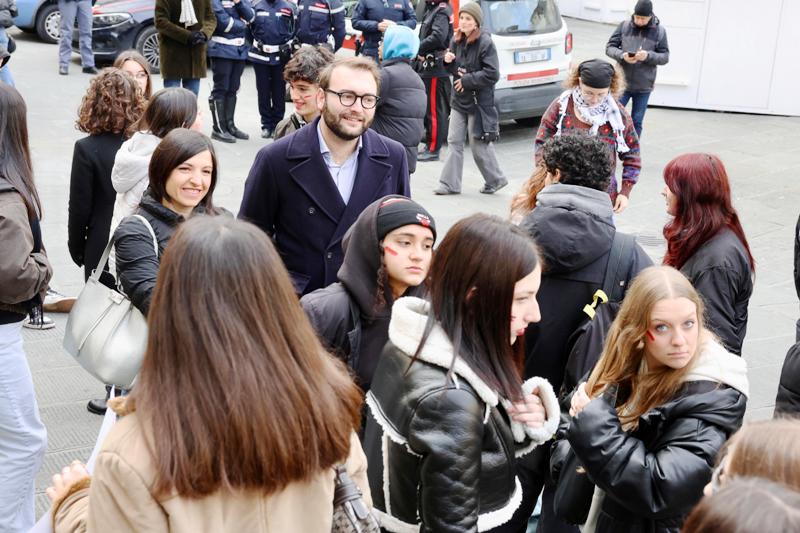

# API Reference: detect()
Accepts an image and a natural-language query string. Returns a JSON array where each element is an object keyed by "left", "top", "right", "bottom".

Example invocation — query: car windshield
[{"left": 482, "top": 0, "right": 562, "bottom": 35}]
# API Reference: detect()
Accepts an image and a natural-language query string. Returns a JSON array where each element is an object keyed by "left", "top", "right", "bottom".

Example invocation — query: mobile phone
[{"left": 625, "top": 51, "right": 636, "bottom": 57}]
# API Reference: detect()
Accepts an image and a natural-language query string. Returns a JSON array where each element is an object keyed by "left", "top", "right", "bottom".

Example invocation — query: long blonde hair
[{"left": 586, "top": 266, "right": 706, "bottom": 429}]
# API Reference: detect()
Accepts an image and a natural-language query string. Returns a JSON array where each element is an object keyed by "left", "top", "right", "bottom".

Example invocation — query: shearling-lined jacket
[
  {"left": 52, "top": 398, "right": 372, "bottom": 532},
  {"left": 551, "top": 339, "right": 748, "bottom": 533},
  {"left": 363, "top": 297, "right": 560, "bottom": 532}
]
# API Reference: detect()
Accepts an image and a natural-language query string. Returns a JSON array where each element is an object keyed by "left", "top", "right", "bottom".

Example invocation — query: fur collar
[
  {"left": 685, "top": 338, "right": 750, "bottom": 398},
  {"left": 389, "top": 297, "right": 500, "bottom": 406}
]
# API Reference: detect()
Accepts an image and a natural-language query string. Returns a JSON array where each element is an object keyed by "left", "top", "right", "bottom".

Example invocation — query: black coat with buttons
[{"left": 238, "top": 117, "right": 411, "bottom": 295}]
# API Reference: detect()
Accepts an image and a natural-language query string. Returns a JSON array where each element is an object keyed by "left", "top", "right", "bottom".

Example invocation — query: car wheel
[
  {"left": 135, "top": 26, "right": 160, "bottom": 74},
  {"left": 36, "top": 3, "right": 61, "bottom": 44}
]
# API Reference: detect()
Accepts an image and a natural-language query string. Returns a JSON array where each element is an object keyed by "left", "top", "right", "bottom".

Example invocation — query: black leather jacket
[
  {"left": 363, "top": 297, "right": 559, "bottom": 532},
  {"left": 551, "top": 341, "right": 748, "bottom": 533}
]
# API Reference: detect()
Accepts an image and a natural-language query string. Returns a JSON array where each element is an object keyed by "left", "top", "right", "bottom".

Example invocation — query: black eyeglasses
[{"left": 325, "top": 89, "right": 379, "bottom": 109}]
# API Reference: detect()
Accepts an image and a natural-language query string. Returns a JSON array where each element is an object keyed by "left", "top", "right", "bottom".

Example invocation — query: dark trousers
[
  {"left": 210, "top": 57, "right": 246, "bottom": 100},
  {"left": 253, "top": 63, "right": 286, "bottom": 130},
  {"left": 423, "top": 75, "right": 451, "bottom": 153},
  {"left": 619, "top": 90, "right": 651, "bottom": 139}
]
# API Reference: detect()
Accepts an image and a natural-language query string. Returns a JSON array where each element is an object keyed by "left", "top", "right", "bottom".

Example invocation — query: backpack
[{"left": 560, "top": 231, "right": 636, "bottom": 397}]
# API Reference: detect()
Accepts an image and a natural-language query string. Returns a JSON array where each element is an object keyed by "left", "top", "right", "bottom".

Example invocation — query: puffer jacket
[
  {"left": 113, "top": 189, "right": 220, "bottom": 316},
  {"left": 680, "top": 228, "right": 753, "bottom": 356},
  {"left": 521, "top": 183, "right": 652, "bottom": 392},
  {"left": 301, "top": 195, "right": 427, "bottom": 394},
  {"left": 0, "top": 178, "right": 52, "bottom": 324},
  {"left": 372, "top": 58, "right": 426, "bottom": 174},
  {"left": 109, "top": 131, "right": 161, "bottom": 235},
  {"left": 775, "top": 340, "right": 800, "bottom": 416},
  {"left": 551, "top": 339, "right": 749, "bottom": 533},
  {"left": 605, "top": 15, "right": 669, "bottom": 93},
  {"left": 51, "top": 397, "right": 372, "bottom": 532},
  {"left": 363, "top": 297, "right": 561, "bottom": 532},
  {"left": 448, "top": 30, "right": 499, "bottom": 117}
]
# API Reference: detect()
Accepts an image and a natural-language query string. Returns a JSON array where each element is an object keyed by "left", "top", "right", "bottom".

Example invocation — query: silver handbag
[{"left": 63, "top": 215, "right": 159, "bottom": 389}]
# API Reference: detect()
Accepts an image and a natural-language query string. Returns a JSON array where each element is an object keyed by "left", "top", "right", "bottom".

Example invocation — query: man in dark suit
[{"left": 239, "top": 56, "right": 411, "bottom": 295}]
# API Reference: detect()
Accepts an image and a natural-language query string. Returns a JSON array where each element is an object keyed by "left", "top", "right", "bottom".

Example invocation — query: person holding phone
[{"left": 605, "top": 0, "right": 669, "bottom": 138}]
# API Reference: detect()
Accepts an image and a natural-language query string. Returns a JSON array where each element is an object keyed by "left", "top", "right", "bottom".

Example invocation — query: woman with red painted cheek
[
  {"left": 551, "top": 266, "right": 749, "bottom": 533},
  {"left": 301, "top": 195, "right": 436, "bottom": 397},
  {"left": 362, "top": 214, "right": 561, "bottom": 531}
]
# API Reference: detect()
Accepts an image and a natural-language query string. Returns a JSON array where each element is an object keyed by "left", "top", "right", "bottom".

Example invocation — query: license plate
[{"left": 514, "top": 49, "right": 550, "bottom": 64}]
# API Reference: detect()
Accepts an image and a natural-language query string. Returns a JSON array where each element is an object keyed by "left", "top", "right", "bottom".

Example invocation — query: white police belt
[
  {"left": 254, "top": 42, "right": 282, "bottom": 53},
  {"left": 211, "top": 35, "right": 246, "bottom": 46}
]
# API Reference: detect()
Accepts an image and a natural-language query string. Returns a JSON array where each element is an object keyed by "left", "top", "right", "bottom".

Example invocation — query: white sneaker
[
  {"left": 43, "top": 288, "right": 76, "bottom": 313},
  {"left": 23, "top": 314, "right": 55, "bottom": 330}
]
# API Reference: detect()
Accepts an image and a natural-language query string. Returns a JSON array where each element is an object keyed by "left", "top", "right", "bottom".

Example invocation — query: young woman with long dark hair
[
  {"left": 363, "top": 213, "right": 560, "bottom": 531},
  {"left": 0, "top": 83, "right": 51, "bottom": 533},
  {"left": 47, "top": 216, "right": 368, "bottom": 531},
  {"left": 552, "top": 266, "right": 748, "bottom": 533},
  {"left": 114, "top": 128, "right": 224, "bottom": 318},
  {"left": 661, "top": 153, "right": 754, "bottom": 355}
]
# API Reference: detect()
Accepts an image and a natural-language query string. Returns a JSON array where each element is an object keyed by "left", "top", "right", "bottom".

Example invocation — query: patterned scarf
[{"left": 554, "top": 88, "right": 630, "bottom": 154}]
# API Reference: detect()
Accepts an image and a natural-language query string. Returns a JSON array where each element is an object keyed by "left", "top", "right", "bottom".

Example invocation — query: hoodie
[
  {"left": 109, "top": 131, "right": 161, "bottom": 237},
  {"left": 521, "top": 183, "right": 652, "bottom": 391},
  {"left": 300, "top": 195, "right": 425, "bottom": 392}
]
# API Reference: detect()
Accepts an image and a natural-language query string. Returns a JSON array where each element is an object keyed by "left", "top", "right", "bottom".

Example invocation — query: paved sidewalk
[{"left": 7, "top": 15, "right": 800, "bottom": 517}]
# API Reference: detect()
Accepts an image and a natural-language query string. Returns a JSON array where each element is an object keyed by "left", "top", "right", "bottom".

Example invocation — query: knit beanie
[
  {"left": 459, "top": 1, "right": 483, "bottom": 27},
  {"left": 382, "top": 25, "right": 420, "bottom": 60},
  {"left": 634, "top": 0, "right": 653, "bottom": 16},
  {"left": 376, "top": 197, "right": 437, "bottom": 241}
]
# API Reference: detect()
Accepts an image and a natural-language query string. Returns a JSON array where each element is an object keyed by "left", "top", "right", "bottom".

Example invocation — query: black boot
[
  {"left": 87, "top": 385, "right": 111, "bottom": 415},
  {"left": 226, "top": 96, "right": 249, "bottom": 140},
  {"left": 209, "top": 97, "right": 236, "bottom": 143}
]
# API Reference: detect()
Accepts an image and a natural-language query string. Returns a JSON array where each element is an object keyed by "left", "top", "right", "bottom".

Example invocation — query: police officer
[
  {"left": 295, "top": 0, "right": 345, "bottom": 51},
  {"left": 352, "top": 0, "right": 415, "bottom": 61},
  {"left": 249, "top": 0, "right": 296, "bottom": 138},
  {"left": 416, "top": 0, "right": 452, "bottom": 162},
  {"left": 208, "top": 0, "right": 255, "bottom": 143}
]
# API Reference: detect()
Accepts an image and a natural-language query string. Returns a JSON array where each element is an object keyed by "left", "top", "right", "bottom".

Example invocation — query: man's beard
[{"left": 322, "top": 105, "right": 372, "bottom": 141}]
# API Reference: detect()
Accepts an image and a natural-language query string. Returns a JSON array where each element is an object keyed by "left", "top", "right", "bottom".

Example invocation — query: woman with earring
[
  {"left": 535, "top": 59, "right": 640, "bottom": 214},
  {"left": 552, "top": 266, "right": 748, "bottom": 533}
]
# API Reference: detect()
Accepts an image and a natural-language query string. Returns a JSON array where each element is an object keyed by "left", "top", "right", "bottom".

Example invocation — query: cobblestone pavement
[{"left": 5, "top": 16, "right": 799, "bottom": 517}]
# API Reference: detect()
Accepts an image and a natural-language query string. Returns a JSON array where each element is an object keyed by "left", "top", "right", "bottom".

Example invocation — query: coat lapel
[
  {"left": 287, "top": 120, "right": 346, "bottom": 223},
  {"left": 329, "top": 130, "right": 393, "bottom": 246}
]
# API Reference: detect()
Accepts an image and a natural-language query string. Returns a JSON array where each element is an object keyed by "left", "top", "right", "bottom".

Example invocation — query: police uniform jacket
[
  {"left": 295, "top": 0, "right": 345, "bottom": 50},
  {"left": 351, "top": 0, "right": 415, "bottom": 58},
  {"left": 208, "top": 0, "right": 255, "bottom": 61},
  {"left": 416, "top": 0, "right": 452, "bottom": 78},
  {"left": 248, "top": 0, "right": 296, "bottom": 65}
]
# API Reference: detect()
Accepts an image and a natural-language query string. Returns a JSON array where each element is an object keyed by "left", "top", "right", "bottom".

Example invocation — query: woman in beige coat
[{"left": 47, "top": 216, "right": 370, "bottom": 532}]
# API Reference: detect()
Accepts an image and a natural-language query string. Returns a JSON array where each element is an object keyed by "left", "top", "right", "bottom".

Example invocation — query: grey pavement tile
[{"left": 744, "top": 364, "right": 783, "bottom": 410}]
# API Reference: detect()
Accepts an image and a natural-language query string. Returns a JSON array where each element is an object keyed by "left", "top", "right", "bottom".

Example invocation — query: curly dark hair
[
  {"left": 76, "top": 68, "right": 145, "bottom": 135},
  {"left": 283, "top": 45, "right": 335, "bottom": 84},
  {"left": 541, "top": 134, "right": 612, "bottom": 191}
]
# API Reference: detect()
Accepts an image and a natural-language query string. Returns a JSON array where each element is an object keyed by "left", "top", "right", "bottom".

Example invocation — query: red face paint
[
  {"left": 384, "top": 245, "right": 399, "bottom": 256},
  {"left": 645, "top": 330, "right": 655, "bottom": 342}
]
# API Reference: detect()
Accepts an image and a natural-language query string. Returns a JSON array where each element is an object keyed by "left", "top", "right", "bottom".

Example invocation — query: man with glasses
[{"left": 239, "top": 56, "right": 411, "bottom": 296}]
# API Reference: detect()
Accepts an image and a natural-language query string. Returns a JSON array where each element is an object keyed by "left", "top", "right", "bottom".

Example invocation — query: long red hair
[{"left": 662, "top": 153, "right": 754, "bottom": 271}]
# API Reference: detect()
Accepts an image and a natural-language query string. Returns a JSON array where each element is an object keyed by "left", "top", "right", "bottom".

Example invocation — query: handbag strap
[{"left": 89, "top": 214, "right": 160, "bottom": 283}]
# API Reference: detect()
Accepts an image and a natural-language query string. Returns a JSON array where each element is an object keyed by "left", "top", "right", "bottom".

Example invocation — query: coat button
[
  {"left": 308, "top": 207, "right": 316, "bottom": 215},
  {"left": 326, "top": 252, "right": 333, "bottom": 260}
]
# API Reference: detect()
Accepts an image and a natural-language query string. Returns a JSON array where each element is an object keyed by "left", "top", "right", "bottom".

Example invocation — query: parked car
[
  {"left": 13, "top": 0, "right": 60, "bottom": 44},
  {"left": 73, "top": 0, "right": 160, "bottom": 73}
]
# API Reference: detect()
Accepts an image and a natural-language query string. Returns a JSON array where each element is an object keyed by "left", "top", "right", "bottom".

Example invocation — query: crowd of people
[{"left": 2, "top": 0, "right": 800, "bottom": 532}]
